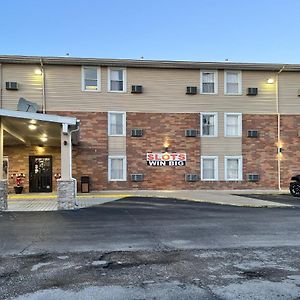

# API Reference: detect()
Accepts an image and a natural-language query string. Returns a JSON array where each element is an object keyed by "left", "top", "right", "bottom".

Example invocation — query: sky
[{"left": 1, "top": 0, "right": 300, "bottom": 63}]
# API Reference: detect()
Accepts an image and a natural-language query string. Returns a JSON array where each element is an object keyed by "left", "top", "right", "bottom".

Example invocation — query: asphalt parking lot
[
  {"left": 238, "top": 193, "right": 300, "bottom": 207},
  {"left": 1, "top": 196, "right": 300, "bottom": 299}
]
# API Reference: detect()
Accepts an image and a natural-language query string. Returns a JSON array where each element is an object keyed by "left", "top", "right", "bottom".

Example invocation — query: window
[
  {"left": 224, "top": 113, "right": 242, "bottom": 137},
  {"left": 200, "top": 70, "right": 218, "bottom": 94},
  {"left": 82, "top": 66, "right": 100, "bottom": 91},
  {"left": 108, "top": 112, "right": 126, "bottom": 136},
  {"left": 225, "top": 156, "right": 243, "bottom": 181},
  {"left": 108, "top": 156, "right": 126, "bottom": 181},
  {"left": 108, "top": 68, "right": 126, "bottom": 92},
  {"left": 224, "top": 71, "right": 242, "bottom": 95},
  {"left": 201, "top": 156, "right": 218, "bottom": 181},
  {"left": 201, "top": 113, "right": 218, "bottom": 137}
]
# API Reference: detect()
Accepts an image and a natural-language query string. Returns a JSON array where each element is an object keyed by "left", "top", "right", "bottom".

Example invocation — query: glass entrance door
[{"left": 29, "top": 156, "right": 52, "bottom": 192}]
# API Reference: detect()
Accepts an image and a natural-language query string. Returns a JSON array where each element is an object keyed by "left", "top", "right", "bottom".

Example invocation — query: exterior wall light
[
  {"left": 40, "top": 135, "right": 48, "bottom": 142},
  {"left": 34, "top": 69, "right": 42, "bottom": 75},
  {"left": 28, "top": 124, "right": 37, "bottom": 130},
  {"left": 267, "top": 78, "right": 275, "bottom": 84}
]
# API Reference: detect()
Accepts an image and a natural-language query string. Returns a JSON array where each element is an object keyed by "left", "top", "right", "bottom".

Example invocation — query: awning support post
[
  {"left": 0, "top": 118, "right": 8, "bottom": 211},
  {"left": 57, "top": 124, "right": 76, "bottom": 210}
]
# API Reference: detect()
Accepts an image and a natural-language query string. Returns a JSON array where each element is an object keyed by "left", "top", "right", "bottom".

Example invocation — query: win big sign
[{"left": 146, "top": 153, "right": 186, "bottom": 166}]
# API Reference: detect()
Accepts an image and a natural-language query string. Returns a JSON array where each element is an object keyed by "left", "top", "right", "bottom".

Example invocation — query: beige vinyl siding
[
  {"left": 1, "top": 64, "right": 278, "bottom": 113},
  {"left": 279, "top": 72, "right": 300, "bottom": 114},
  {"left": 1, "top": 64, "right": 43, "bottom": 110},
  {"left": 108, "top": 136, "right": 126, "bottom": 155},
  {"left": 201, "top": 112, "right": 242, "bottom": 180}
]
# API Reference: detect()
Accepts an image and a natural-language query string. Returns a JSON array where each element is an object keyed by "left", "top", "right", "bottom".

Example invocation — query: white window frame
[
  {"left": 201, "top": 156, "right": 218, "bottom": 181},
  {"left": 108, "top": 68, "right": 127, "bottom": 92},
  {"left": 224, "top": 70, "right": 242, "bottom": 95},
  {"left": 108, "top": 156, "right": 127, "bottom": 181},
  {"left": 81, "top": 66, "right": 101, "bottom": 92},
  {"left": 200, "top": 70, "right": 218, "bottom": 94},
  {"left": 200, "top": 112, "right": 218, "bottom": 137},
  {"left": 108, "top": 111, "right": 126, "bottom": 136},
  {"left": 224, "top": 156, "right": 243, "bottom": 181},
  {"left": 224, "top": 113, "right": 242, "bottom": 137}
]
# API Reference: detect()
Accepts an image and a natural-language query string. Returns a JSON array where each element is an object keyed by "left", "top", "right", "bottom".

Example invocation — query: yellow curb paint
[{"left": 8, "top": 194, "right": 132, "bottom": 200}]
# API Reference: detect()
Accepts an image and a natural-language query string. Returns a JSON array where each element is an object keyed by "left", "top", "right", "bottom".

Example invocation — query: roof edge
[{"left": 0, "top": 54, "right": 298, "bottom": 71}]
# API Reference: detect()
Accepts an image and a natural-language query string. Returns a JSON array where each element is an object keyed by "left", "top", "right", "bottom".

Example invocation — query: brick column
[
  {"left": 0, "top": 180, "right": 8, "bottom": 211},
  {"left": 57, "top": 179, "right": 76, "bottom": 210}
]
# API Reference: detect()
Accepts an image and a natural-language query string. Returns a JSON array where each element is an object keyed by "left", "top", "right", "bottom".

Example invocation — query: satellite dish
[{"left": 17, "top": 98, "right": 39, "bottom": 113}]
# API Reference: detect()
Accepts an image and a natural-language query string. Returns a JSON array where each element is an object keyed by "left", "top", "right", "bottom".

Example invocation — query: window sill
[
  {"left": 108, "top": 179, "right": 127, "bottom": 182},
  {"left": 224, "top": 93, "right": 243, "bottom": 96},
  {"left": 199, "top": 92, "right": 218, "bottom": 95},
  {"left": 82, "top": 89, "right": 101, "bottom": 92},
  {"left": 201, "top": 135, "right": 218, "bottom": 138},
  {"left": 108, "top": 90, "right": 127, "bottom": 93}
]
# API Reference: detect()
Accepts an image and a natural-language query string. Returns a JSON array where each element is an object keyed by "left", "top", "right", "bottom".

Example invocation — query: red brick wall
[
  {"left": 280, "top": 115, "right": 300, "bottom": 189},
  {"left": 4, "top": 146, "right": 61, "bottom": 193},
  {"left": 54, "top": 112, "right": 109, "bottom": 191},
  {"left": 242, "top": 114, "right": 278, "bottom": 189},
  {"left": 126, "top": 113, "right": 200, "bottom": 189},
  {"left": 4, "top": 112, "right": 294, "bottom": 191}
]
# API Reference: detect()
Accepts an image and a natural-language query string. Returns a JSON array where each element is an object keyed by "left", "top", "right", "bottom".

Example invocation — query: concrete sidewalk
[
  {"left": 102, "top": 190, "right": 292, "bottom": 208},
  {"left": 6, "top": 189, "right": 292, "bottom": 211}
]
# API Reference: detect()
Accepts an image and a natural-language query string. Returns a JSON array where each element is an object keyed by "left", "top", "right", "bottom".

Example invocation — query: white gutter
[
  {"left": 276, "top": 65, "right": 285, "bottom": 190},
  {"left": 0, "top": 108, "right": 77, "bottom": 125}
]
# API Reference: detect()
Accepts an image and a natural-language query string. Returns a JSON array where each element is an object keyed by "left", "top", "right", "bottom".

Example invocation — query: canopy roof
[{"left": 0, "top": 109, "right": 79, "bottom": 147}]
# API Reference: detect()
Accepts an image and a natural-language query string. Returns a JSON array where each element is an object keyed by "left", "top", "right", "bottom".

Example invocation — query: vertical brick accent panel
[
  {"left": 127, "top": 113, "right": 201, "bottom": 189},
  {"left": 280, "top": 115, "right": 300, "bottom": 189},
  {"left": 50, "top": 112, "right": 108, "bottom": 191},
  {"left": 242, "top": 114, "right": 278, "bottom": 189}
]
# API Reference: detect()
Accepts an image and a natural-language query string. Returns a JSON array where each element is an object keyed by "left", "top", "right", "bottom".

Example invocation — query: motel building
[{"left": 0, "top": 55, "right": 300, "bottom": 210}]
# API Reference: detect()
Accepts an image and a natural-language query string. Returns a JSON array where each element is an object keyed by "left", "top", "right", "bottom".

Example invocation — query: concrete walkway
[{"left": 6, "top": 190, "right": 292, "bottom": 211}]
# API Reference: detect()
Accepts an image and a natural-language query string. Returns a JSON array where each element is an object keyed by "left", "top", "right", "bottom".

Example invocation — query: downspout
[
  {"left": 276, "top": 65, "right": 285, "bottom": 190},
  {"left": 69, "top": 123, "right": 80, "bottom": 206},
  {"left": 40, "top": 58, "right": 46, "bottom": 114}
]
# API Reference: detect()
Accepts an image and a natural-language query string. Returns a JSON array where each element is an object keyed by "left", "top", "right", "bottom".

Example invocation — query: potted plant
[{"left": 11, "top": 173, "right": 26, "bottom": 194}]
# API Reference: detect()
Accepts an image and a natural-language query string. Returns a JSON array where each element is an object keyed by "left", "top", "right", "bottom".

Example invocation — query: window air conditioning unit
[
  {"left": 131, "top": 129, "right": 144, "bottom": 137},
  {"left": 186, "top": 86, "right": 197, "bottom": 95},
  {"left": 6, "top": 82, "right": 18, "bottom": 90},
  {"left": 247, "top": 87, "right": 258, "bottom": 96},
  {"left": 131, "top": 174, "right": 144, "bottom": 182},
  {"left": 185, "top": 129, "right": 197, "bottom": 137},
  {"left": 247, "top": 130, "right": 259, "bottom": 138},
  {"left": 247, "top": 173, "right": 260, "bottom": 182},
  {"left": 131, "top": 85, "right": 143, "bottom": 93},
  {"left": 185, "top": 174, "right": 199, "bottom": 182}
]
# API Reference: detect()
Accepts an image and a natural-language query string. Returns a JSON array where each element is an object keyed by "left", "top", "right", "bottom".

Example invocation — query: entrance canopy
[
  {"left": 0, "top": 109, "right": 78, "bottom": 147},
  {"left": 0, "top": 109, "right": 80, "bottom": 182}
]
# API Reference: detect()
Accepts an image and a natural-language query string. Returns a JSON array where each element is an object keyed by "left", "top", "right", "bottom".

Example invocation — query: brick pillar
[
  {"left": 0, "top": 180, "right": 8, "bottom": 211},
  {"left": 57, "top": 179, "right": 76, "bottom": 210}
]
